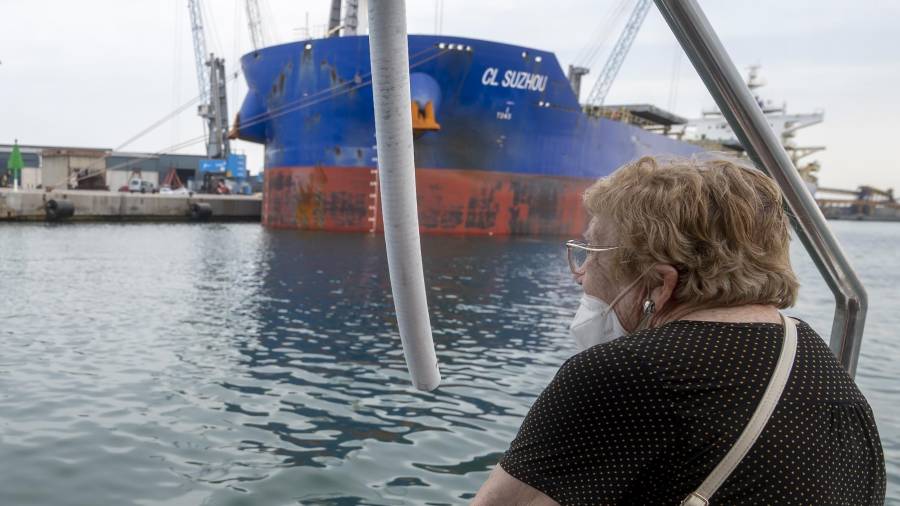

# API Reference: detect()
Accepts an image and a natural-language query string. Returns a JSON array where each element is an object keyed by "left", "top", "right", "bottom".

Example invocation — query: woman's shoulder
[
  {"left": 566, "top": 318, "right": 830, "bottom": 389},
  {"left": 560, "top": 333, "right": 663, "bottom": 385},
  {"left": 577, "top": 319, "right": 801, "bottom": 376},
  {"left": 623, "top": 318, "right": 802, "bottom": 350}
]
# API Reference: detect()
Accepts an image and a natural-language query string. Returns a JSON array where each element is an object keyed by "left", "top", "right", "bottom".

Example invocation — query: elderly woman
[{"left": 473, "top": 156, "right": 885, "bottom": 505}]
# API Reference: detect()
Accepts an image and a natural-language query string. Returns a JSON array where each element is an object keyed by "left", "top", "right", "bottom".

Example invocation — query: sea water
[{"left": 0, "top": 221, "right": 896, "bottom": 505}]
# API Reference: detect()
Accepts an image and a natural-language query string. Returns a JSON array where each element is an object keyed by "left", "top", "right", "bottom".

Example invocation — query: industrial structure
[
  {"left": 0, "top": 0, "right": 256, "bottom": 196},
  {"left": 187, "top": 0, "right": 238, "bottom": 192},
  {"left": 244, "top": 0, "right": 267, "bottom": 50},
  {"left": 680, "top": 65, "right": 825, "bottom": 172},
  {"left": 583, "top": 0, "right": 653, "bottom": 108},
  {"left": 816, "top": 185, "right": 900, "bottom": 221},
  {"left": 0, "top": 143, "right": 211, "bottom": 192}
]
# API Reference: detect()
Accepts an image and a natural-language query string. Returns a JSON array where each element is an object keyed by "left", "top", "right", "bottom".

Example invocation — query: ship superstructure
[{"left": 682, "top": 65, "right": 825, "bottom": 186}]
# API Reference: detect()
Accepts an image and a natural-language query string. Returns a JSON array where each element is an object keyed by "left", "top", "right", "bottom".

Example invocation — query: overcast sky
[{"left": 1, "top": 0, "right": 898, "bottom": 191}]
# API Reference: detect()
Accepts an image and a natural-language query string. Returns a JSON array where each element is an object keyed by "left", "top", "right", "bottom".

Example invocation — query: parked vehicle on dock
[{"left": 126, "top": 178, "right": 157, "bottom": 194}]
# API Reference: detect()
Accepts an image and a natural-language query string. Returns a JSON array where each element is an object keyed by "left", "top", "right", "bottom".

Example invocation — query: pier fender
[
  {"left": 45, "top": 199, "right": 75, "bottom": 221},
  {"left": 189, "top": 202, "right": 213, "bottom": 221}
]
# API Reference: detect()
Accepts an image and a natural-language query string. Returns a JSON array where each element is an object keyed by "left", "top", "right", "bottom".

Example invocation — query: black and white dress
[{"left": 499, "top": 320, "right": 886, "bottom": 505}]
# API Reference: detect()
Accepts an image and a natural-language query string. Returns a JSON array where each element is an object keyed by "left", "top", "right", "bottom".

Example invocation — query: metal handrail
[{"left": 654, "top": 0, "right": 868, "bottom": 376}]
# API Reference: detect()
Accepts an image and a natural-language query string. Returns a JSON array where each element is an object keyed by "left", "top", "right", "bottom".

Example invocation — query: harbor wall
[{"left": 0, "top": 188, "right": 260, "bottom": 222}]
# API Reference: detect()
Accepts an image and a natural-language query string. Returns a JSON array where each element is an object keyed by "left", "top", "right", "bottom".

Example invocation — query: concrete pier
[{"left": 0, "top": 188, "right": 260, "bottom": 222}]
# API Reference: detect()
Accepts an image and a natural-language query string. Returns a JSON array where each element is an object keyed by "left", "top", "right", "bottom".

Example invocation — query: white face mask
[
  {"left": 568, "top": 270, "right": 654, "bottom": 351},
  {"left": 569, "top": 294, "right": 627, "bottom": 351}
]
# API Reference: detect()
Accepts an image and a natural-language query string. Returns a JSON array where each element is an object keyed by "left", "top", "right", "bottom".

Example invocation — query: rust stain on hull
[{"left": 264, "top": 167, "right": 591, "bottom": 236}]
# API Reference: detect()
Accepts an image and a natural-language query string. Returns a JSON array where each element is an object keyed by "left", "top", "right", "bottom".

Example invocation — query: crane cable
[
  {"left": 67, "top": 45, "right": 451, "bottom": 186},
  {"left": 667, "top": 43, "right": 682, "bottom": 112},
  {"left": 572, "top": 0, "right": 633, "bottom": 70},
  {"left": 53, "top": 72, "right": 241, "bottom": 187}
]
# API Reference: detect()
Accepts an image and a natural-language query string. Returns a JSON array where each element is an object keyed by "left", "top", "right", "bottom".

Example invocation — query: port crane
[
  {"left": 584, "top": 0, "right": 653, "bottom": 107},
  {"left": 342, "top": 0, "right": 367, "bottom": 36},
  {"left": 245, "top": 0, "right": 267, "bottom": 50},
  {"left": 187, "top": 0, "right": 230, "bottom": 162},
  {"left": 327, "top": 0, "right": 342, "bottom": 36}
]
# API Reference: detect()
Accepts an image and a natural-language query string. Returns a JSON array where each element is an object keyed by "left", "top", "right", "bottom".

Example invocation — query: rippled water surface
[{"left": 0, "top": 221, "right": 897, "bottom": 505}]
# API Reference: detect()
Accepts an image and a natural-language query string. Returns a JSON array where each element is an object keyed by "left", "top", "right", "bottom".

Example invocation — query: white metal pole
[{"left": 366, "top": 0, "right": 441, "bottom": 391}]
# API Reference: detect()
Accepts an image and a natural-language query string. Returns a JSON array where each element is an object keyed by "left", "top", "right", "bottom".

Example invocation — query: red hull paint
[{"left": 264, "top": 166, "right": 592, "bottom": 236}]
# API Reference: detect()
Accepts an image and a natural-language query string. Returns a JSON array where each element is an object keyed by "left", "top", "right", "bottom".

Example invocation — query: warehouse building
[{"left": 0, "top": 144, "right": 213, "bottom": 191}]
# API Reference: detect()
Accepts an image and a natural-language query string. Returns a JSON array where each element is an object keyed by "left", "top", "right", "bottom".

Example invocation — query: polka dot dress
[{"left": 499, "top": 320, "right": 886, "bottom": 505}]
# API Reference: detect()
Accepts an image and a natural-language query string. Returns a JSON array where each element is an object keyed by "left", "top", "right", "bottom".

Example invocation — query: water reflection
[
  {"left": 0, "top": 222, "right": 896, "bottom": 505},
  {"left": 208, "top": 230, "right": 576, "bottom": 504}
]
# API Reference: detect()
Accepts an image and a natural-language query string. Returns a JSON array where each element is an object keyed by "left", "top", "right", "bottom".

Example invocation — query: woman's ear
[{"left": 649, "top": 264, "right": 678, "bottom": 311}]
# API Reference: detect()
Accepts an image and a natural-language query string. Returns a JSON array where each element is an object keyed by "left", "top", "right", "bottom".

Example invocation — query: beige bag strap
[{"left": 681, "top": 314, "right": 798, "bottom": 506}]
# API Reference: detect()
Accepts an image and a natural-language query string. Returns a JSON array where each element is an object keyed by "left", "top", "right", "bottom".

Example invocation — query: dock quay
[
  {"left": 0, "top": 188, "right": 260, "bottom": 222},
  {"left": 816, "top": 186, "right": 900, "bottom": 222}
]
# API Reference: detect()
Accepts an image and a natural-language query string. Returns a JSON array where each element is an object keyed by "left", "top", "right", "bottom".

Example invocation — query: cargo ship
[{"left": 232, "top": 31, "right": 703, "bottom": 235}]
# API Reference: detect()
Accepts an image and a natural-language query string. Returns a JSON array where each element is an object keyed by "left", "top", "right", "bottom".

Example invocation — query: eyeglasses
[{"left": 565, "top": 239, "right": 619, "bottom": 274}]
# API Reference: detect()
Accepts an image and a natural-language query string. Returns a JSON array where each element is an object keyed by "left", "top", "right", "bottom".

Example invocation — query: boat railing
[
  {"left": 366, "top": 0, "right": 868, "bottom": 387},
  {"left": 654, "top": 0, "right": 868, "bottom": 377}
]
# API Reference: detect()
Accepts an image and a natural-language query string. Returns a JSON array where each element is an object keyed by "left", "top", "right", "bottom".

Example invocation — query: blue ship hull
[{"left": 235, "top": 35, "right": 702, "bottom": 234}]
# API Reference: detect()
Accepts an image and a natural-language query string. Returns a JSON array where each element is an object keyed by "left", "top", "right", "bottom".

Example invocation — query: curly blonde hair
[{"left": 583, "top": 155, "right": 798, "bottom": 316}]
